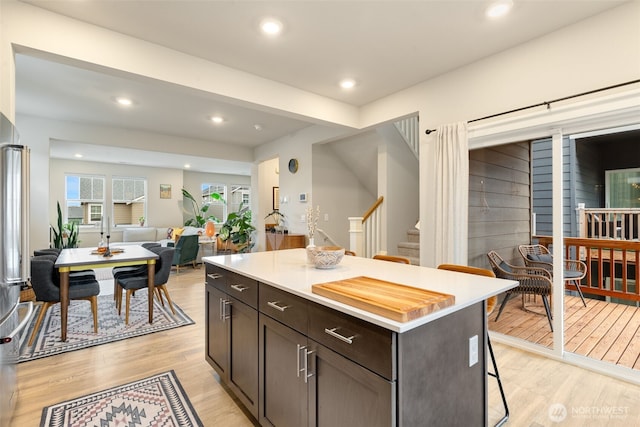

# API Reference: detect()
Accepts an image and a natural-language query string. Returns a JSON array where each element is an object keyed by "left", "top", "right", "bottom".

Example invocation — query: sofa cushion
[{"left": 122, "top": 227, "right": 158, "bottom": 242}]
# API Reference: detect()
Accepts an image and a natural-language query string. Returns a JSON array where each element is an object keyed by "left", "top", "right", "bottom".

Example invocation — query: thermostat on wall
[{"left": 299, "top": 193, "right": 307, "bottom": 202}]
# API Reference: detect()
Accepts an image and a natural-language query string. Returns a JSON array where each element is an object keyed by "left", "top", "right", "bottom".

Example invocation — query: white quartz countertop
[{"left": 203, "top": 249, "right": 517, "bottom": 333}]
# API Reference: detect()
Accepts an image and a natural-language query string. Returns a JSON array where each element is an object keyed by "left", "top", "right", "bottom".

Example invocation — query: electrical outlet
[
  {"left": 469, "top": 335, "right": 478, "bottom": 367},
  {"left": 300, "top": 214, "right": 306, "bottom": 222}
]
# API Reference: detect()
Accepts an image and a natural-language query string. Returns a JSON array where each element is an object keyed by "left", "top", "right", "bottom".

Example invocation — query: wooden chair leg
[
  {"left": 116, "top": 284, "right": 123, "bottom": 315},
  {"left": 28, "top": 302, "right": 53, "bottom": 346},
  {"left": 155, "top": 288, "right": 165, "bottom": 306},
  {"left": 89, "top": 296, "right": 98, "bottom": 333},
  {"left": 158, "top": 285, "right": 176, "bottom": 315},
  {"left": 125, "top": 290, "right": 132, "bottom": 325}
]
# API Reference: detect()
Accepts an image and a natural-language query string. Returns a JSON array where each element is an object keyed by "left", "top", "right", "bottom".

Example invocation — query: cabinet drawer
[
  {"left": 308, "top": 301, "right": 396, "bottom": 381},
  {"left": 205, "top": 263, "right": 228, "bottom": 292},
  {"left": 259, "top": 284, "right": 308, "bottom": 335},
  {"left": 226, "top": 271, "right": 258, "bottom": 309}
]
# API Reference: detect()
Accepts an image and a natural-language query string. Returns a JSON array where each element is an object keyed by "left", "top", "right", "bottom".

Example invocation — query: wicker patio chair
[
  {"left": 487, "top": 250, "right": 554, "bottom": 331},
  {"left": 518, "top": 244, "right": 587, "bottom": 307}
]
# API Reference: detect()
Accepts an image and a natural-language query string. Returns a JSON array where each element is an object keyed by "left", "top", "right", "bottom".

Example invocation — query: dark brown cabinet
[
  {"left": 259, "top": 314, "right": 309, "bottom": 427},
  {"left": 205, "top": 264, "right": 259, "bottom": 418},
  {"left": 258, "top": 285, "right": 393, "bottom": 427}
]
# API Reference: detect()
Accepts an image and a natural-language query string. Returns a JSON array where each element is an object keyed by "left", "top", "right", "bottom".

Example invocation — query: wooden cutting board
[{"left": 312, "top": 276, "right": 455, "bottom": 322}]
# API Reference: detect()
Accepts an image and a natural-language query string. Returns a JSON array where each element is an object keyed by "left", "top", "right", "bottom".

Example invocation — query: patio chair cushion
[
  {"left": 564, "top": 270, "right": 583, "bottom": 279},
  {"left": 527, "top": 253, "right": 553, "bottom": 263},
  {"left": 499, "top": 261, "right": 512, "bottom": 273}
]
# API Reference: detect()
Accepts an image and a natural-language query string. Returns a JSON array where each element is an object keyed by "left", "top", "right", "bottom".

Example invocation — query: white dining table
[{"left": 55, "top": 245, "right": 159, "bottom": 342}]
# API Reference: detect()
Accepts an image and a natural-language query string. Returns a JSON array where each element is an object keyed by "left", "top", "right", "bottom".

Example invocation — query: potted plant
[
  {"left": 181, "top": 188, "right": 224, "bottom": 227},
  {"left": 264, "top": 209, "right": 286, "bottom": 233},
  {"left": 218, "top": 202, "right": 256, "bottom": 253},
  {"left": 138, "top": 216, "right": 145, "bottom": 227},
  {"left": 51, "top": 201, "right": 79, "bottom": 249}
]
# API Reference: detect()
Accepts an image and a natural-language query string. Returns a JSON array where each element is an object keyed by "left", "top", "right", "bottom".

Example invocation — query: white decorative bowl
[{"left": 306, "top": 246, "right": 345, "bottom": 269}]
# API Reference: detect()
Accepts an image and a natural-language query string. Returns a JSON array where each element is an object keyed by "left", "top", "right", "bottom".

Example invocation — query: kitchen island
[{"left": 203, "top": 249, "right": 516, "bottom": 427}]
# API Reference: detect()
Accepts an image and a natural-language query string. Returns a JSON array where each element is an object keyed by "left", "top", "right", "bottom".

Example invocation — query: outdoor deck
[{"left": 489, "top": 294, "right": 640, "bottom": 371}]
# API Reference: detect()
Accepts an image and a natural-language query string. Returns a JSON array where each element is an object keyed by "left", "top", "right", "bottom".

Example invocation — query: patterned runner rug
[
  {"left": 20, "top": 289, "right": 194, "bottom": 362},
  {"left": 40, "top": 370, "right": 203, "bottom": 427}
]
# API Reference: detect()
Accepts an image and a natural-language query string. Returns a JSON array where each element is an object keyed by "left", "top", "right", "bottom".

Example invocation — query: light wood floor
[
  {"left": 489, "top": 293, "right": 640, "bottom": 370},
  {"left": 13, "top": 267, "right": 640, "bottom": 426}
]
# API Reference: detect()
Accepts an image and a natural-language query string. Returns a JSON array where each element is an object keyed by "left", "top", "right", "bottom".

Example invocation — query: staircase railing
[
  {"left": 316, "top": 228, "right": 339, "bottom": 247},
  {"left": 393, "top": 116, "right": 419, "bottom": 159},
  {"left": 349, "top": 196, "right": 384, "bottom": 258}
]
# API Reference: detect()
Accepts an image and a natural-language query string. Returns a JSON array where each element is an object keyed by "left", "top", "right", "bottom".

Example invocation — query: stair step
[
  {"left": 398, "top": 242, "right": 419, "bottom": 259},
  {"left": 406, "top": 229, "right": 419, "bottom": 243}
]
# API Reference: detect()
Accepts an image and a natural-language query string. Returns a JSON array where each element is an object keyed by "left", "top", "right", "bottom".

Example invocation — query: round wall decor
[{"left": 288, "top": 158, "right": 299, "bottom": 173}]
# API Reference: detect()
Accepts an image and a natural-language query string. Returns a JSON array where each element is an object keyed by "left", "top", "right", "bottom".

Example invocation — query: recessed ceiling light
[
  {"left": 184, "top": 164, "right": 191, "bottom": 169},
  {"left": 254, "top": 124, "right": 263, "bottom": 131},
  {"left": 486, "top": 0, "right": 513, "bottom": 19},
  {"left": 115, "top": 97, "right": 133, "bottom": 106},
  {"left": 339, "top": 79, "right": 356, "bottom": 89},
  {"left": 260, "top": 18, "right": 283, "bottom": 36},
  {"left": 210, "top": 116, "right": 224, "bottom": 124},
  {"left": 74, "top": 153, "right": 83, "bottom": 158}
]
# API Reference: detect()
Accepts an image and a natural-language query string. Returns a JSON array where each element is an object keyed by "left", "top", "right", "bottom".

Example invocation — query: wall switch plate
[
  {"left": 324, "top": 213, "right": 329, "bottom": 221},
  {"left": 469, "top": 335, "right": 478, "bottom": 367}
]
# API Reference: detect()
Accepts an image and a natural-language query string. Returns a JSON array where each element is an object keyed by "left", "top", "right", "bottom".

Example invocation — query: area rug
[
  {"left": 20, "top": 289, "right": 194, "bottom": 363},
  {"left": 40, "top": 370, "right": 203, "bottom": 427}
]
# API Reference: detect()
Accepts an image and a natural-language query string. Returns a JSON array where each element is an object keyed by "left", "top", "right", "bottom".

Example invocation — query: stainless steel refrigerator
[{"left": 0, "top": 113, "right": 34, "bottom": 426}]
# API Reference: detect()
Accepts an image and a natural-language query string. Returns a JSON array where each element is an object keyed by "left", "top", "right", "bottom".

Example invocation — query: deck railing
[
  {"left": 578, "top": 208, "right": 640, "bottom": 240},
  {"left": 536, "top": 235, "right": 640, "bottom": 302}
]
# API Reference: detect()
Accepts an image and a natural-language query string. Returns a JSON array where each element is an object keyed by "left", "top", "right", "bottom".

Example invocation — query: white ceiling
[{"left": 15, "top": 0, "right": 628, "bottom": 173}]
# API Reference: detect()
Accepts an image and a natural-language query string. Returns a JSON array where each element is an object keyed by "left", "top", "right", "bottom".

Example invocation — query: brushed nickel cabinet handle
[
  {"left": 303, "top": 348, "right": 314, "bottom": 383},
  {"left": 207, "top": 273, "right": 223, "bottom": 280},
  {"left": 267, "top": 301, "right": 290, "bottom": 312},
  {"left": 230, "top": 284, "right": 249, "bottom": 292},
  {"left": 296, "top": 344, "right": 305, "bottom": 378},
  {"left": 222, "top": 299, "right": 231, "bottom": 321},
  {"left": 324, "top": 327, "right": 355, "bottom": 344}
]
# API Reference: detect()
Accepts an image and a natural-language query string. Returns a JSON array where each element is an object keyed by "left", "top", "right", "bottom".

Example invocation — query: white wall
[
  {"left": 256, "top": 157, "right": 279, "bottom": 251},
  {"left": 312, "top": 141, "right": 375, "bottom": 248}
]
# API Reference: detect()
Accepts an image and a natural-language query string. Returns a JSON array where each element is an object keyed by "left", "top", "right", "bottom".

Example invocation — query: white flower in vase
[{"left": 306, "top": 205, "right": 320, "bottom": 248}]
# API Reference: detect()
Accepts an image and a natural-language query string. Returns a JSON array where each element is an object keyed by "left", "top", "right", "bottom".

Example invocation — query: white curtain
[{"left": 433, "top": 122, "right": 468, "bottom": 265}]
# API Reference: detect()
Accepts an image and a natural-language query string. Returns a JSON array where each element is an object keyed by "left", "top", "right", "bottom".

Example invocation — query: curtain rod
[{"left": 424, "top": 79, "right": 640, "bottom": 135}]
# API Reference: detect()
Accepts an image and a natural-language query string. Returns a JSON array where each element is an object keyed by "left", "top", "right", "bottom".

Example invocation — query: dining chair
[
  {"left": 437, "top": 264, "right": 509, "bottom": 427},
  {"left": 29, "top": 255, "right": 100, "bottom": 346},
  {"left": 518, "top": 244, "right": 587, "bottom": 307},
  {"left": 344, "top": 250, "right": 356, "bottom": 256},
  {"left": 487, "top": 250, "right": 554, "bottom": 332},
  {"left": 372, "top": 254, "right": 411, "bottom": 264},
  {"left": 115, "top": 247, "right": 175, "bottom": 325},
  {"left": 111, "top": 242, "right": 163, "bottom": 298}
]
